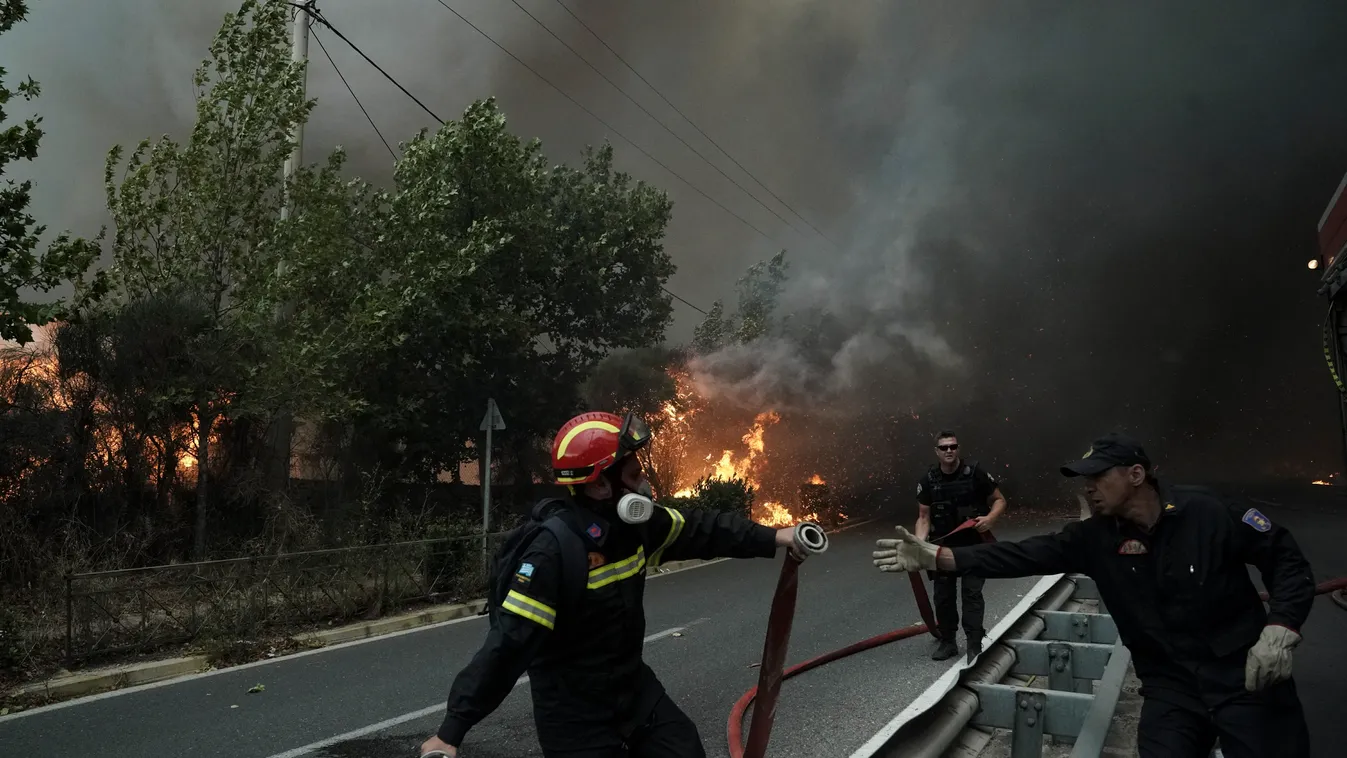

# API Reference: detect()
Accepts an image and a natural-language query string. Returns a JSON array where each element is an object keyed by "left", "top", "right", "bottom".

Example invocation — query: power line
[
  {"left": 425, "top": 0, "right": 781, "bottom": 246},
  {"left": 311, "top": 27, "right": 397, "bottom": 160},
  {"left": 301, "top": 6, "right": 714, "bottom": 318},
  {"left": 302, "top": 6, "right": 445, "bottom": 124},
  {"left": 505, "top": 0, "right": 808, "bottom": 243},
  {"left": 663, "top": 287, "right": 708, "bottom": 315},
  {"left": 552, "top": 0, "right": 838, "bottom": 249}
]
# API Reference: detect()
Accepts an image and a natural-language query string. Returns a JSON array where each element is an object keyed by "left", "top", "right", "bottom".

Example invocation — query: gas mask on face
[
  {"left": 616, "top": 492, "right": 654, "bottom": 524},
  {"left": 601, "top": 459, "right": 655, "bottom": 524}
]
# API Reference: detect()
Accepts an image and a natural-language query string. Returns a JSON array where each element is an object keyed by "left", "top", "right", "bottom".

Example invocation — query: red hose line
[
  {"left": 741, "top": 553, "right": 804, "bottom": 758},
  {"left": 727, "top": 575, "right": 1347, "bottom": 758},
  {"left": 728, "top": 622, "right": 930, "bottom": 758}
]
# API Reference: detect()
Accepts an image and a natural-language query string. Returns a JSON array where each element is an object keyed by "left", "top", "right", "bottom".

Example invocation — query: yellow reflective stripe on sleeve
[
  {"left": 587, "top": 546, "right": 646, "bottom": 589},
  {"left": 648, "top": 506, "right": 686, "bottom": 569},
  {"left": 501, "top": 590, "right": 557, "bottom": 630}
]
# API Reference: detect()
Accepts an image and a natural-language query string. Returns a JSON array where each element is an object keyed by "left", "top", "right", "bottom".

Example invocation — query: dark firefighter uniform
[
  {"left": 946, "top": 483, "right": 1315, "bottom": 758},
  {"left": 917, "top": 461, "right": 998, "bottom": 645},
  {"left": 437, "top": 499, "right": 779, "bottom": 757}
]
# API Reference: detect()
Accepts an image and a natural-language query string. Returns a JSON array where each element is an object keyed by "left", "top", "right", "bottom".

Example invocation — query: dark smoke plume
[{"left": 7, "top": 0, "right": 1347, "bottom": 503}]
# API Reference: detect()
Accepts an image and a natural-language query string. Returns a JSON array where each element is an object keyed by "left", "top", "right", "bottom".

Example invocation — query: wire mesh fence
[{"left": 62, "top": 531, "right": 512, "bottom": 663}]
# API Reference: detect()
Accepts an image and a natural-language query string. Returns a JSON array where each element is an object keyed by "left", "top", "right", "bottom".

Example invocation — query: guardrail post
[{"left": 1012, "top": 690, "right": 1046, "bottom": 758}]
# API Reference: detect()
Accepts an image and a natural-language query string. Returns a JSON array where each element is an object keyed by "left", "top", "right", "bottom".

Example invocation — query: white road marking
[
  {"left": 1, "top": 517, "right": 876, "bottom": 723},
  {"left": 261, "top": 624, "right": 696, "bottom": 758}
]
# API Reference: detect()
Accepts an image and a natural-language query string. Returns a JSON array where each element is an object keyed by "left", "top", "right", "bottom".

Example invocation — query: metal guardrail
[
  {"left": 852, "top": 573, "right": 1131, "bottom": 758},
  {"left": 963, "top": 576, "right": 1129, "bottom": 757},
  {"left": 63, "top": 531, "right": 512, "bottom": 663}
]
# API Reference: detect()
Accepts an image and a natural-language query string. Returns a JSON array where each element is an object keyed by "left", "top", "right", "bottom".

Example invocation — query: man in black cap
[{"left": 873, "top": 432, "right": 1316, "bottom": 758}]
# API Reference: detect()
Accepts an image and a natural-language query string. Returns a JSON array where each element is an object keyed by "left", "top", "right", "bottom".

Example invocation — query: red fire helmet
[{"left": 551, "top": 411, "right": 652, "bottom": 486}]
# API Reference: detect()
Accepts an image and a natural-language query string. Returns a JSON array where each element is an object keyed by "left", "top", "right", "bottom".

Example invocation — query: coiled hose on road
[{"left": 727, "top": 566, "right": 1347, "bottom": 758}]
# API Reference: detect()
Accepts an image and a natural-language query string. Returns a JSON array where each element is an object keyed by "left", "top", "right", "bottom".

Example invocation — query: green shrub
[{"left": 670, "top": 476, "right": 755, "bottom": 519}]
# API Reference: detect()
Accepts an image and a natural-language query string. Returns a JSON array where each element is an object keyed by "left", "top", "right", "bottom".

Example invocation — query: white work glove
[
  {"left": 1244, "top": 624, "right": 1301, "bottom": 692},
  {"left": 873, "top": 526, "right": 939, "bottom": 573}
]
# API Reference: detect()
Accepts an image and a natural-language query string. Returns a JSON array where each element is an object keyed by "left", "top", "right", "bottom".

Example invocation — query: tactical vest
[{"left": 924, "top": 460, "right": 990, "bottom": 537}]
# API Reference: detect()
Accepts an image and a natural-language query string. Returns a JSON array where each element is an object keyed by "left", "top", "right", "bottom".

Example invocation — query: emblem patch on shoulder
[
  {"left": 1117, "top": 539, "right": 1148, "bottom": 555},
  {"left": 963, "top": 465, "right": 971, "bottom": 475},
  {"left": 916, "top": 483, "right": 923, "bottom": 495},
  {"left": 517, "top": 562, "right": 535, "bottom": 577},
  {"left": 587, "top": 523, "right": 603, "bottom": 540},
  {"left": 1242, "top": 508, "right": 1272, "bottom": 533}
]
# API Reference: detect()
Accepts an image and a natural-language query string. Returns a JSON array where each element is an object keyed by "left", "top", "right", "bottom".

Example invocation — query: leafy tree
[
  {"left": 734, "top": 250, "right": 788, "bottom": 343},
  {"left": 690, "top": 250, "right": 789, "bottom": 353},
  {"left": 101, "top": 0, "right": 322, "bottom": 557},
  {"left": 691, "top": 301, "right": 733, "bottom": 354},
  {"left": 344, "top": 100, "right": 676, "bottom": 483},
  {"left": 580, "top": 346, "right": 678, "bottom": 417},
  {"left": 0, "top": 0, "right": 105, "bottom": 345}
]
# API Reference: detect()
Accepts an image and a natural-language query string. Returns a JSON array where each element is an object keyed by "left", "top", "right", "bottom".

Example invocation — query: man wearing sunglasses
[
  {"left": 914, "top": 430, "right": 1007, "bottom": 662},
  {"left": 421, "top": 410, "right": 803, "bottom": 758},
  {"left": 875, "top": 432, "right": 1314, "bottom": 758}
]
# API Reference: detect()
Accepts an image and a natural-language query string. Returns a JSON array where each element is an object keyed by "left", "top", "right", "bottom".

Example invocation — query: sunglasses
[{"left": 937, "top": 443, "right": 959, "bottom": 452}]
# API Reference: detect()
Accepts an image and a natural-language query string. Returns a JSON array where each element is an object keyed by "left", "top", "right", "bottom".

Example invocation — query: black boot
[
  {"left": 931, "top": 637, "right": 959, "bottom": 661},
  {"left": 966, "top": 633, "right": 984, "bottom": 663}
]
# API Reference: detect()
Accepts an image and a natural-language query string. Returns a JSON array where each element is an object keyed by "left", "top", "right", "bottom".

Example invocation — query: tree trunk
[
  {"left": 265, "top": 411, "right": 293, "bottom": 496},
  {"left": 193, "top": 407, "right": 215, "bottom": 561}
]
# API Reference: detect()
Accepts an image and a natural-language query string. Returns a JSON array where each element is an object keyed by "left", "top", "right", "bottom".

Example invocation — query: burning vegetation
[{"left": 649, "top": 370, "right": 842, "bottom": 528}]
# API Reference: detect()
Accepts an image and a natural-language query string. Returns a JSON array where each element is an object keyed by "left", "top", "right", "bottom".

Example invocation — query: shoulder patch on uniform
[
  {"left": 963, "top": 465, "right": 971, "bottom": 476},
  {"left": 587, "top": 523, "right": 603, "bottom": 540},
  {"left": 517, "top": 561, "right": 535, "bottom": 577},
  {"left": 1242, "top": 508, "right": 1272, "bottom": 533},
  {"left": 916, "top": 482, "right": 923, "bottom": 495}
]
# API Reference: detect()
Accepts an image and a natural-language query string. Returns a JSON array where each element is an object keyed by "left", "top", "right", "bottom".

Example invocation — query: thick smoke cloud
[{"left": 6, "top": 0, "right": 1347, "bottom": 500}]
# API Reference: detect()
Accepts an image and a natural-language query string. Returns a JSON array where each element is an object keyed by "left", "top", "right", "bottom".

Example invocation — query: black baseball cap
[{"left": 1060, "top": 432, "right": 1152, "bottom": 477}]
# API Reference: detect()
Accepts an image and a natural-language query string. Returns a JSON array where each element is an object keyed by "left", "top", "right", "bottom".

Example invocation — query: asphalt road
[{"left": 0, "top": 515, "right": 1069, "bottom": 758}]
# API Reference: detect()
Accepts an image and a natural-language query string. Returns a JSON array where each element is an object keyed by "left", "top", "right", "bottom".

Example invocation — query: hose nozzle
[{"left": 792, "top": 521, "right": 828, "bottom": 558}]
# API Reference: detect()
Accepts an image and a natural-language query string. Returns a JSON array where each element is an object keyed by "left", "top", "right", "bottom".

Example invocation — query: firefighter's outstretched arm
[
  {"left": 430, "top": 538, "right": 560, "bottom": 751},
  {"left": 647, "top": 505, "right": 782, "bottom": 566},
  {"left": 1228, "top": 502, "right": 1315, "bottom": 692},
  {"left": 874, "top": 523, "right": 1088, "bottom": 578}
]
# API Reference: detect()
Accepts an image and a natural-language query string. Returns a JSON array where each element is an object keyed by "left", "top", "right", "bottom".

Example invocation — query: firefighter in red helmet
[{"left": 421, "top": 410, "right": 803, "bottom": 758}]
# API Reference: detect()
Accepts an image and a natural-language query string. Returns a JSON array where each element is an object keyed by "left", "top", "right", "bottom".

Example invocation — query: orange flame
[{"left": 807, "top": 473, "right": 826, "bottom": 485}]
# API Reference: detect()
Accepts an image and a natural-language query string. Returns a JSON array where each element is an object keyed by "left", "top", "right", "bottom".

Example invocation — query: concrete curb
[
  {"left": 7, "top": 516, "right": 879, "bottom": 704},
  {"left": 9, "top": 655, "right": 210, "bottom": 702},
  {"left": 292, "top": 599, "right": 488, "bottom": 647}
]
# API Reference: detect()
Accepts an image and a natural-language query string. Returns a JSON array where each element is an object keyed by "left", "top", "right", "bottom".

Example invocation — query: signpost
[{"left": 479, "top": 398, "right": 506, "bottom": 572}]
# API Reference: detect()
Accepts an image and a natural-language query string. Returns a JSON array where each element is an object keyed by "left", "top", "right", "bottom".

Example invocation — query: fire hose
[
  {"left": 727, "top": 523, "right": 1347, "bottom": 758},
  {"left": 730, "top": 519, "right": 989, "bottom": 758}
]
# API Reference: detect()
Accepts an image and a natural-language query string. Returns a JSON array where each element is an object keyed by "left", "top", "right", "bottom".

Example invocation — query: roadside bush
[
  {"left": 0, "top": 603, "right": 22, "bottom": 674},
  {"left": 669, "top": 476, "right": 755, "bottom": 519}
]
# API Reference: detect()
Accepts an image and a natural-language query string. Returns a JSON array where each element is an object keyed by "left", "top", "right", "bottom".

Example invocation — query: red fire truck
[{"left": 1318, "top": 172, "right": 1347, "bottom": 295}]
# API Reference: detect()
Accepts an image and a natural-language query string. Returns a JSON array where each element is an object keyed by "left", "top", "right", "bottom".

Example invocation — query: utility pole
[
  {"left": 268, "top": 0, "right": 313, "bottom": 490},
  {"left": 480, "top": 399, "right": 506, "bottom": 572},
  {"left": 282, "top": 0, "right": 312, "bottom": 221}
]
